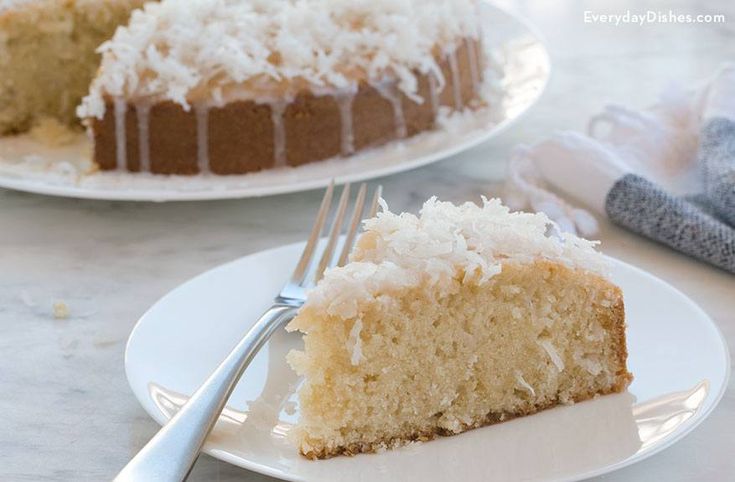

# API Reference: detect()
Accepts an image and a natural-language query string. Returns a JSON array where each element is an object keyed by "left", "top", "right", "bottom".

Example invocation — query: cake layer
[
  {"left": 89, "top": 38, "right": 483, "bottom": 175},
  {"left": 288, "top": 259, "right": 632, "bottom": 459},
  {"left": 0, "top": 0, "right": 147, "bottom": 134}
]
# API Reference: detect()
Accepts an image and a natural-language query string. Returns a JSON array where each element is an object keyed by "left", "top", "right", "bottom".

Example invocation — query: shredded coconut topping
[
  {"left": 515, "top": 372, "right": 536, "bottom": 397},
  {"left": 539, "top": 338, "right": 565, "bottom": 372},
  {"left": 348, "top": 318, "right": 364, "bottom": 365},
  {"left": 78, "top": 0, "right": 481, "bottom": 118},
  {"left": 306, "top": 197, "right": 609, "bottom": 319}
]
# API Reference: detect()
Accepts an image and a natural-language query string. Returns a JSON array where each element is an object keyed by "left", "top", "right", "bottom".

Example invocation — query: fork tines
[{"left": 291, "top": 182, "right": 382, "bottom": 287}]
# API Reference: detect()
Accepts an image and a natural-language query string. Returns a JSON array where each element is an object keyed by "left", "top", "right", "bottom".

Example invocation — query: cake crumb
[
  {"left": 29, "top": 117, "right": 79, "bottom": 146},
  {"left": 19, "top": 290, "right": 36, "bottom": 307},
  {"left": 53, "top": 301, "right": 70, "bottom": 319}
]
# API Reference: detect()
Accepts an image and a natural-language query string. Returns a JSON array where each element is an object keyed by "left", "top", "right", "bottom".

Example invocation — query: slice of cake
[
  {"left": 286, "top": 197, "right": 633, "bottom": 459},
  {"left": 0, "top": 0, "right": 149, "bottom": 135},
  {"left": 77, "top": 0, "right": 485, "bottom": 175}
]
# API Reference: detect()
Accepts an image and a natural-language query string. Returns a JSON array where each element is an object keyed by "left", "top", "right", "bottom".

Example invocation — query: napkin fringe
[
  {"left": 505, "top": 146, "right": 599, "bottom": 236},
  {"left": 503, "top": 64, "right": 734, "bottom": 236}
]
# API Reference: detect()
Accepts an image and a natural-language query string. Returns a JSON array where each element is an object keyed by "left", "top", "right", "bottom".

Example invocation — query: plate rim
[
  {"left": 0, "top": 0, "right": 551, "bottom": 203},
  {"left": 124, "top": 241, "right": 731, "bottom": 482}
]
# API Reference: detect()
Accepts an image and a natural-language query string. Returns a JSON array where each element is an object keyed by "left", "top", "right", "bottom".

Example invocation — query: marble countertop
[{"left": 2, "top": 0, "right": 734, "bottom": 480}]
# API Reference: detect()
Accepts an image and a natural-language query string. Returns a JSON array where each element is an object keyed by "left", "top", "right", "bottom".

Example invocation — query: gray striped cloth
[
  {"left": 605, "top": 118, "right": 735, "bottom": 274},
  {"left": 701, "top": 118, "right": 735, "bottom": 227}
]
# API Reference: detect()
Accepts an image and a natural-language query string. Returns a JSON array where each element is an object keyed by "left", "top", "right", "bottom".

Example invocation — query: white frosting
[
  {"left": 78, "top": 0, "right": 481, "bottom": 119},
  {"left": 305, "top": 197, "right": 608, "bottom": 319}
]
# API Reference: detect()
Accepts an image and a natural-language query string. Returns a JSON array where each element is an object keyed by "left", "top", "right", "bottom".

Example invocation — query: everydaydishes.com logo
[{"left": 584, "top": 9, "right": 726, "bottom": 26}]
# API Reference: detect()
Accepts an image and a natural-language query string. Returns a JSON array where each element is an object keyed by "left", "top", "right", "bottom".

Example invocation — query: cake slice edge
[{"left": 286, "top": 258, "right": 633, "bottom": 460}]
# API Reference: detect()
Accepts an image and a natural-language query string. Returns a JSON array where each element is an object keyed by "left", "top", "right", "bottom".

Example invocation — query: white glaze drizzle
[
  {"left": 335, "top": 91, "right": 356, "bottom": 155},
  {"left": 270, "top": 101, "right": 287, "bottom": 167},
  {"left": 113, "top": 97, "right": 127, "bottom": 171},
  {"left": 466, "top": 38, "right": 481, "bottom": 96},
  {"left": 195, "top": 103, "right": 210, "bottom": 174},
  {"left": 447, "top": 47, "right": 463, "bottom": 110},
  {"left": 136, "top": 103, "right": 151, "bottom": 172},
  {"left": 373, "top": 82, "right": 407, "bottom": 139}
]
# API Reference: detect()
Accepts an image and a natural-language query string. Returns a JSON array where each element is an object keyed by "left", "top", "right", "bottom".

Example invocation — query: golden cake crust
[{"left": 88, "top": 38, "right": 483, "bottom": 175}]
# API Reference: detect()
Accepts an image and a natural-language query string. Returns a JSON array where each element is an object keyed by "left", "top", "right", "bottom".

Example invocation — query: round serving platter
[
  {"left": 125, "top": 241, "right": 730, "bottom": 482},
  {"left": 0, "top": 1, "right": 550, "bottom": 201}
]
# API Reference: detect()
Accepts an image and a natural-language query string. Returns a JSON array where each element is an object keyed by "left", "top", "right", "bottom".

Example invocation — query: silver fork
[{"left": 115, "top": 182, "right": 381, "bottom": 481}]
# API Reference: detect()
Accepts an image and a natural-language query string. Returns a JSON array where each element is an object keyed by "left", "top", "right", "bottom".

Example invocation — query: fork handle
[{"left": 115, "top": 303, "right": 299, "bottom": 482}]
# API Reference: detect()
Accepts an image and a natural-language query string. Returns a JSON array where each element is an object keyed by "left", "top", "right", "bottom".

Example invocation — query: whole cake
[
  {"left": 77, "top": 0, "right": 485, "bottom": 175},
  {"left": 0, "top": 0, "right": 148, "bottom": 135},
  {"left": 287, "top": 198, "right": 632, "bottom": 459}
]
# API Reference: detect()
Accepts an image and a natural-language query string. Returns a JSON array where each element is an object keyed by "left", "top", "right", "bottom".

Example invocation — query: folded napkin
[{"left": 505, "top": 64, "right": 735, "bottom": 273}]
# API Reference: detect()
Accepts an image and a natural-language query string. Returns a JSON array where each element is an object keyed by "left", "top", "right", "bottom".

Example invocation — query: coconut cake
[
  {"left": 286, "top": 197, "right": 633, "bottom": 459},
  {"left": 0, "top": 0, "right": 148, "bottom": 135},
  {"left": 77, "top": 0, "right": 486, "bottom": 174}
]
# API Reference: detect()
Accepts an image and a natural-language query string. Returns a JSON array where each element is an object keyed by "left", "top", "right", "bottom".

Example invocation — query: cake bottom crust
[{"left": 301, "top": 377, "right": 632, "bottom": 460}]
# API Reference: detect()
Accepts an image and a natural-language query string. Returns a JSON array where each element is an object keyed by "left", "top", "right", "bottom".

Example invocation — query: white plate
[
  {"left": 0, "top": 2, "right": 549, "bottom": 202},
  {"left": 126, "top": 242, "right": 730, "bottom": 482}
]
